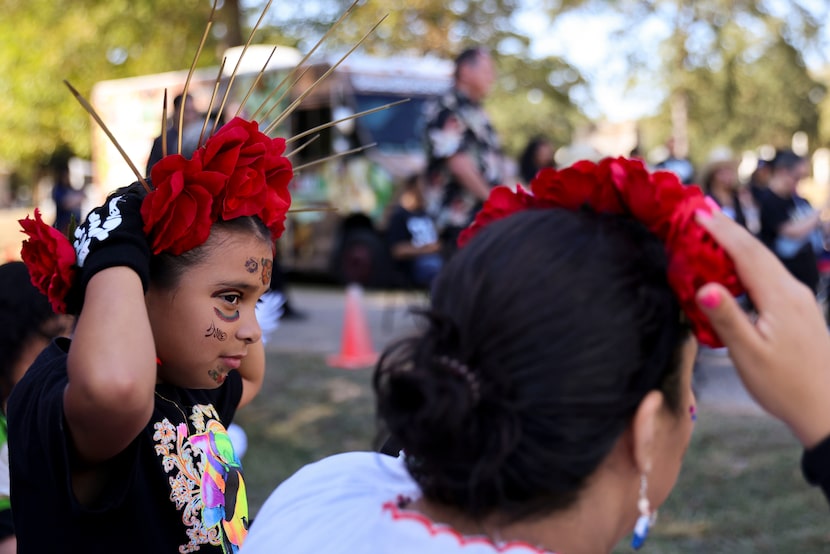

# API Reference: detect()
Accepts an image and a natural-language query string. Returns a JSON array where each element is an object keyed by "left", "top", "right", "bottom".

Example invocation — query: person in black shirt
[
  {"left": 145, "top": 92, "right": 200, "bottom": 177},
  {"left": 757, "top": 149, "right": 828, "bottom": 293},
  {"left": 386, "top": 175, "right": 443, "bottom": 288}
]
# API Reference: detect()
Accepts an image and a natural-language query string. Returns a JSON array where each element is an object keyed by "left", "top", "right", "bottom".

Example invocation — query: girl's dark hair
[
  {"left": 0, "top": 262, "right": 58, "bottom": 403},
  {"left": 374, "top": 208, "right": 690, "bottom": 522}
]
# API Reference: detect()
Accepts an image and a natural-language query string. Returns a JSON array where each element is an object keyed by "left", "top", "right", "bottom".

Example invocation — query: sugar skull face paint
[
  {"left": 261, "top": 258, "right": 273, "bottom": 285},
  {"left": 208, "top": 366, "right": 226, "bottom": 385},
  {"left": 205, "top": 321, "right": 228, "bottom": 341},
  {"left": 245, "top": 258, "right": 259, "bottom": 274},
  {"left": 689, "top": 405, "right": 697, "bottom": 422},
  {"left": 214, "top": 306, "right": 240, "bottom": 323},
  {"left": 146, "top": 228, "right": 272, "bottom": 390}
]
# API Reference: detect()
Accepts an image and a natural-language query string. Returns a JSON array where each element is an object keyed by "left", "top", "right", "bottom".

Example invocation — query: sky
[
  {"left": 514, "top": 7, "right": 667, "bottom": 122},
  {"left": 513, "top": 1, "right": 830, "bottom": 123},
  {"left": 242, "top": 0, "right": 830, "bottom": 123}
]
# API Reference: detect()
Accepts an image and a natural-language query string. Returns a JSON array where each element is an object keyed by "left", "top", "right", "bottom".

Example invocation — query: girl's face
[{"left": 146, "top": 228, "right": 273, "bottom": 389}]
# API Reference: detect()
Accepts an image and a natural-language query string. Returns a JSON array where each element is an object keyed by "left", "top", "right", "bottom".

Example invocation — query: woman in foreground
[{"left": 243, "top": 158, "right": 830, "bottom": 553}]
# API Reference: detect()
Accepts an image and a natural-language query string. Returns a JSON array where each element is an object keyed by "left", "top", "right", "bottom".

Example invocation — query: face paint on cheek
[
  {"left": 205, "top": 321, "right": 228, "bottom": 341},
  {"left": 208, "top": 367, "right": 226, "bottom": 384},
  {"left": 689, "top": 405, "right": 697, "bottom": 422},
  {"left": 261, "top": 258, "right": 273, "bottom": 285},
  {"left": 214, "top": 307, "right": 239, "bottom": 322},
  {"left": 245, "top": 257, "right": 259, "bottom": 274}
]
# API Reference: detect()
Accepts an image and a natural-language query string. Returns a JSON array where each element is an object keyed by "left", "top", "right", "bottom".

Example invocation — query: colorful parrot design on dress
[{"left": 191, "top": 419, "right": 249, "bottom": 553}]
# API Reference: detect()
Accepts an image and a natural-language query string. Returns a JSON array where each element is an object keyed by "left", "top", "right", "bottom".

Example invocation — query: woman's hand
[{"left": 695, "top": 209, "right": 830, "bottom": 448}]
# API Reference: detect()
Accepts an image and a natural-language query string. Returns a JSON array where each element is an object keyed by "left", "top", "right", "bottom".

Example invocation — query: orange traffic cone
[{"left": 327, "top": 283, "right": 379, "bottom": 369}]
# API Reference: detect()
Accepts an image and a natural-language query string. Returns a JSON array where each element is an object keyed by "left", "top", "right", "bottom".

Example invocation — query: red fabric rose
[
  {"left": 201, "top": 117, "right": 293, "bottom": 236},
  {"left": 140, "top": 117, "right": 293, "bottom": 256},
  {"left": 144, "top": 152, "right": 227, "bottom": 255},
  {"left": 531, "top": 165, "right": 621, "bottom": 214},
  {"left": 259, "top": 137, "right": 293, "bottom": 238},
  {"left": 458, "top": 185, "right": 541, "bottom": 247},
  {"left": 19, "top": 209, "right": 77, "bottom": 314},
  {"left": 458, "top": 156, "right": 744, "bottom": 348},
  {"left": 664, "top": 196, "right": 743, "bottom": 346}
]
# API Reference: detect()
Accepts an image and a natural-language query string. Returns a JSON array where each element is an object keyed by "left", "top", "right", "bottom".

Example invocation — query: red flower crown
[
  {"left": 458, "top": 157, "right": 744, "bottom": 348},
  {"left": 19, "top": 116, "right": 292, "bottom": 313},
  {"left": 143, "top": 116, "right": 292, "bottom": 255}
]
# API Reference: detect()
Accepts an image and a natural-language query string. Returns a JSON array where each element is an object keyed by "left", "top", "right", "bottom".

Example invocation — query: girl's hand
[
  {"left": 70, "top": 183, "right": 150, "bottom": 312},
  {"left": 695, "top": 209, "right": 830, "bottom": 448}
]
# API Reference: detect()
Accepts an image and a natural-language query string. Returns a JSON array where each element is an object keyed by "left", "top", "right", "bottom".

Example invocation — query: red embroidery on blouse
[{"left": 381, "top": 501, "right": 555, "bottom": 553}]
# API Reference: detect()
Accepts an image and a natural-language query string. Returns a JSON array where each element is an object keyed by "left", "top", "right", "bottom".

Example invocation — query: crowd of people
[
  {"left": 8, "top": 26, "right": 830, "bottom": 553},
  {"left": 649, "top": 144, "right": 830, "bottom": 322}
]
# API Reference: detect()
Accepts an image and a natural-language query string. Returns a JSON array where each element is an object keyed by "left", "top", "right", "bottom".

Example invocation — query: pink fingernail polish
[
  {"left": 699, "top": 289, "right": 721, "bottom": 309},
  {"left": 704, "top": 196, "right": 721, "bottom": 211},
  {"left": 695, "top": 208, "right": 713, "bottom": 222}
]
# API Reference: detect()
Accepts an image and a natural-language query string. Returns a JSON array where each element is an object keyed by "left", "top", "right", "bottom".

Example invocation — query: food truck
[{"left": 91, "top": 46, "right": 452, "bottom": 285}]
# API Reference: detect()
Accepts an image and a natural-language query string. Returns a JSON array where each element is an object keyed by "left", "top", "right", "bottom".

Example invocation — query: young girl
[
  {"left": 241, "top": 158, "right": 830, "bottom": 553},
  {"left": 10, "top": 116, "right": 292, "bottom": 553}
]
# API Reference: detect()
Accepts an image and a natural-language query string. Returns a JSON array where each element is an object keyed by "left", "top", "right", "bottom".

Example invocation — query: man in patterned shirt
[{"left": 423, "top": 47, "right": 505, "bottom": 254}]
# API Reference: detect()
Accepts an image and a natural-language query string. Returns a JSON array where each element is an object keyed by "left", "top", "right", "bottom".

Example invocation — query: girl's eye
[{"left": 220, "top": 293, "right": 241, "bottom": 305}]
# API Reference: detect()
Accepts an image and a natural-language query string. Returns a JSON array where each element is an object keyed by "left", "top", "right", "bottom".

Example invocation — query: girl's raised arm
[{"left": 64, "top": 190, "right": 156, "bottom": 465}]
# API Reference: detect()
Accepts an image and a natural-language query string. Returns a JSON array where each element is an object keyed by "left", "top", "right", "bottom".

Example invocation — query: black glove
[{"left": 69, "top": 182, "right": 150, "bottom": 312}]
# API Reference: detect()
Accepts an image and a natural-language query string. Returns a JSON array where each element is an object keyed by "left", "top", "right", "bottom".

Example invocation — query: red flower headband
[
  {"left": 458, "top": 157, "right": 744, "bottom": 348},
  {"left": 19, "top": 116, "right": 293, "bottom": 313},
  {"left": 143, "top": 116, "right": 292, "bottom": 255}
]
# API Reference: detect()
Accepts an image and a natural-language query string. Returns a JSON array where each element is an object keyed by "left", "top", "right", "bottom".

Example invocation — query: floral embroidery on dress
[
  {"left": 382, "top": 500, "right": 555, "bottom": 553},
  {"left": 154, "top": 403, "right": 248, "bottom": 553}
]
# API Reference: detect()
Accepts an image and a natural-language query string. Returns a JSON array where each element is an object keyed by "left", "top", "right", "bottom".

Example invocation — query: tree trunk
[{"left": 222, "top": 0, "right": 244, "bottom": 48}]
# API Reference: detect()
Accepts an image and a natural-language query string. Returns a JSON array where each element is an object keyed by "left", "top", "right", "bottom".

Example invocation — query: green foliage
[
  {"left": 8, "top": 0, "right": 829, "bottom": 190},
  {"left": 0, "top": 0, "right": 221, "bottom": 171},
  {"left": 262, "top": 0, "right": 525, "bottom": 58},
  {"left": 640, "top": 35, "right": 825, "bottom": 167},
  {"left": 0, "top": 0, "right": 589, "bottom": 190},
  {"left": 489, "top": 54, "right": 589, "bottom": 158},
  {"left": 253, "top": 0, "right": 588, "bottom": 159},
  {"left": 547, "top": 0, "right": 830, "bottom": 161}
]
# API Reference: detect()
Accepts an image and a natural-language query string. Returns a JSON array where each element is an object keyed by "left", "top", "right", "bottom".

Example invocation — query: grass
[
  {"left": 239, "top": 351, "right": 830, "bottom": 552},
  {"left": 613, "top": 414, "right": 829, "bottom": 553},
  {"left": 236, "top": 352, "right": 378, "bottom": 513}
]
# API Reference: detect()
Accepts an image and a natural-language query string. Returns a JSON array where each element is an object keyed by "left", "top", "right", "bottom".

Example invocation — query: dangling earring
[{"left": 631, "top": 473, "right": 658, "bottom": 550}]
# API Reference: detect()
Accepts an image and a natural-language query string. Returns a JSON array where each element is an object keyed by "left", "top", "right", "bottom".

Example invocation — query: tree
[
  {"left": 488, "top": 54, "right": 590, "bottom": 157},
  {"left": 250, "top": 0, "right": 589, "bottom": 158},
  {"left": 0, "top": 0, "right": 222, "bottom": 178},
  {"left": 0, "top": 0, "right": 591, "bottom": 190},
  {"left": 545, "top": 0, "right": 829, "bottom": 163}
]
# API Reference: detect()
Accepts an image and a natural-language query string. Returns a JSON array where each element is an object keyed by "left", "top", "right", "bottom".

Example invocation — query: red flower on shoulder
[
  {"left": 19, "top": 209, "right": 77, "bottom": 314},
  {"left": 144, "top": 153, "right": 227, "bottom": 255}
]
